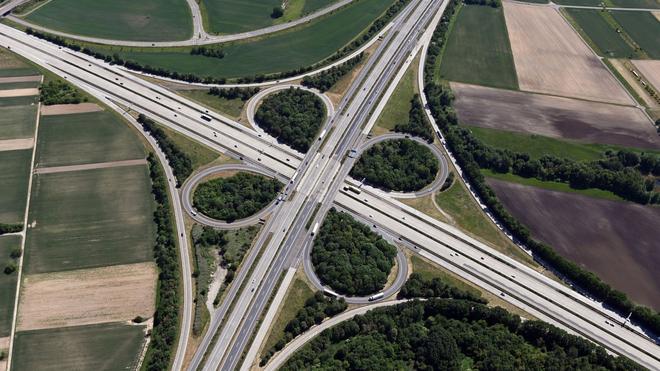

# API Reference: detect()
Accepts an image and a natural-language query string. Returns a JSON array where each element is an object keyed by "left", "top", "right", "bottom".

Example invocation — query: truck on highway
[
  {"left": 311, "top": 222, "right": 319, "bottom": 236},
  {"left": 290, "top": 171, "right": 298, "bottom": 184},
  {"left": 368, "top": 293, "right": 384, "bottom": 301},
  {"left": 318, "top": 129, "right": 327, "bottom": 141},
  {"left": 200, "top": 115, "right": 212, "bottom": 122}
]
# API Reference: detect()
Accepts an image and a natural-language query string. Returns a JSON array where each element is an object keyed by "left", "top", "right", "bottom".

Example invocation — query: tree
[{"left": 271, "top": 6, "right": 283, "bottom": 18}]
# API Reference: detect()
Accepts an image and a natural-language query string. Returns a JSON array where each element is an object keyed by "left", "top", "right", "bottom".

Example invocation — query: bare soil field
[
  {"left": 0, "top": 88, "right": 38, "bottom": 97},
  {"left": 40, "top": 103, "right": 103, "bottom": 116},
  {"left": 0, "top": 138, "right": 33, "bottom": 151},
  {"left": 609, "top": 59, "right": 659, "bottom": 109},
  {"left": 0, "top": 75, "right": 41, "bottom": 84},
  {"left": 502, "top": 1, "right": 631, "bottom": 105},
  {"left": 34, "top": 158, "right": 147, "bottom": 174},
  {"left": 17, "top": 262, "right": 156, "bottom": 331},
  {"left": 632, "top": 60, "right": 660, "bottom": 91},
  {"left": 487, "top": 178, "right": 660, "bottom": 310},
  {"left": 451, "top": 82, "right": 659, "bottom": 149}
]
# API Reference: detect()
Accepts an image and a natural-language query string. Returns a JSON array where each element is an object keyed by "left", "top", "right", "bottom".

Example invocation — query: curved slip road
[
  {"left": 180, "top": 164, "right": 288, "bottom": 229},
  {"left": 354, "top": 133, "right": 449, "bottom": 199},
  {"left": 7, "top": 0, "right": 357, "bottom": 47},
  {"left": 264, "top": 299, "right": 410, "bottom": 370}
]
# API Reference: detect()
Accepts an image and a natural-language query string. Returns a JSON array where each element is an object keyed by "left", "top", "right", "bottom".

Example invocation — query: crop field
[
  {"left": 0, "top": 95, "right": 37, "bottom": 107},
  {"left": 0, "top": 236, "right": 20, "bottom": 336},
  {"left": 12, "top": 322, "right": 146, "bottom": 371},
  {"left": 111, "top": 0, "right": 394, "bottom": 79},
  {"left": 633, "top": 59, "right": 660, "bottom": 90},
  {"left": 438, "top": 5, "right": 518, "bottom": 89},
  {"left": 564, "top": 8, "right": 635, "bottom": 58},
  {"left": 24, "top": 0, "right": 193, "bottom": 41},
  {"left": 451, "top": 82, "right": 658, "bottom": 149},
  {"left": 35, "top": 110, "right": 145, "bottom": 168},
  {"left": 488, "top": 179, "right": 660, "bottom": 310},
  {"left": 24, "top": 165, "right": 156, "bottom": 274},
  {"left": 203, "top": 0, "right": 281, "bottom": 34},
  {"left": 611, "top": 10, "right": 660, "bottom": 59},
  {"left": 0, "top": 104, "right": 37, "bottom": 140},
  {"left": 502, "top": 1, "right": 631, "bottom": 104},
  {"left": 0, "top": 80, "right": 40, "bottom": 90},
  {"left": 0, "top": 149, "right": 31, "bottom": 224},
  {"left": 556, "top": 0, "right": 660, "bottom": 8},
  {"left": 17, "top": 262, "right": 156, "bottom": 331}
]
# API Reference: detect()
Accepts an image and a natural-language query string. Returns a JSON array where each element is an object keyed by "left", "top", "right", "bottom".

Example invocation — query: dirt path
[
  {"left": 0, "top": 138, "right": 33, "bottom": 151},
  {"left": 34, "top": 158, "right": 147, "bottom": 174},
  {"left": 40, "top": 103, "right": 103, "bottom": 116}
]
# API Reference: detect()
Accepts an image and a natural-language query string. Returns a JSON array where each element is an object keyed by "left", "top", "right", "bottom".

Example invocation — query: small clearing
[
  {"left": 502, "top": 1, "right": 631, "bottom": 105},
  {"left": 0, "top": 88, "right": 39, "bottom": 97},
  {"left": 451, "top": 82, "right": 658, "bottom": 149},
  {"left": 0, "top": 138, "right": 33, "bottom": 151},
  {"left": 40, "top": 103, "right": 103, "bottom": 116},
  {"left": 17, "top": 262, "right": 157, "bottom": 331}
]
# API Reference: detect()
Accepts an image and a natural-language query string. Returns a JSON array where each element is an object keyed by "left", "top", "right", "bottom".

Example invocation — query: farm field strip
[
  {"left": 563, "top": 8, "right": 635, "bottom": 58},
  {"left": 0, "top": 138, "right": 33, "bottom": 151},
  {"left": 34, "top": 158, "right": 147, "bottom": 174},
  {"left": 0, "top": 88, "right": 38, "bottom": 97},
  {"left": 0, "top": 75, "right": 41, "bottom": 84},
  {"left": 632, "top": 59, "right": 660, "bottom": 91},
  {"left": 0, "top": 149, "right": 32, "bottom": 225},
  {"left": 502, "top": 1, "right": 632, "bottom": 105},
  {"left": 0, "top": 104, "right": 38, "bottom": 140},
  {"left": 611, "top": 10, "right": 660, "bottom": 59},
  {"left": 450, "top": 82, "right": 659, "bottom": 149},
  {"left": 0, "top": 236, "right": 21, "bottom": 337},
  {"left": 40, "top": 102, "right": 103, "bottom": 115}
]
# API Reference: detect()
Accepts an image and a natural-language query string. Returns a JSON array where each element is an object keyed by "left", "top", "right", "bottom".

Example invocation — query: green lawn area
[
  {"left": 12, "top": 322, "right": 146, "bottom": 371},
  {"left": 564, "top": 8, "right": 636, "bottom": 58},
  {"left": 104, "top": 0, "right": 394, "bottom": 80},
  {"left": 373, "top": 56, "right": 417, "bottom": 134},
  {"left": 0, "top": 235, "right": 20, "bottom": 337},
  {"left": 179, "top": 90, "right": 245, "bottom": 120},
  {"left": 35, "top": 111, "right": 145, "bottom": 168},
  {"left": 611, "top": 10, "right": 660, "bottom": 59},
  {"left": 24, "top": 0, "right": 193, "bottom": 41},
  {"left": 262, "top": 275, "right": 314, "bottom": 354},
  {"left": 203, "top": 0, "right": 280, "bottom": 34},
  {"left": 483, "top": 169, "right": 624, "bottom": 201},
  {"left": 0, "top": 149, "right": 31, "bottom": 224},
  {"left": 0, "top": 104, "right": 37, "bottom": 140},
  {"left": 24, "top": 165, "right": 156, "bottom": 274},
  {"left": 410, "top": 255, "right": 481, "bottom": 296},
  {"left": 467, "top": 126, "right": 658, "bottom": 162},
  {"left": 158, "top": 124, "right": 230, "bottom": 170},
  {"left": 438, "top": 5, "right": 517, "bottom": 90},
  {"left": 435, "top": 179, "right": 534, "bottom": 264}
]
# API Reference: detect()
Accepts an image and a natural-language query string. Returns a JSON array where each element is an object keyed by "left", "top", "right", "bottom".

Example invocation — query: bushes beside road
[
  {"left": 393, "top": 94, "right": 434, "bottom": 142},
  {"left": 301, "top": 53, "right": 364, "bottom": 92},
  {"left": 350, "top": 139, "right": 439, "bottom": 192},
  {"left": 311, "top": 209, "right": 397, "bottom": 296},
  {"left": 208, "top": 87, "right": 259, "bottom": 101},
  {"left": 138, "top": 114, "right": 193, "bottom": 186},
  {"left": 39, "top": 80, "right": 86, "bottom": 105},
  {"left": 0, "top": 223, "right": 22, "bottom": 235}
]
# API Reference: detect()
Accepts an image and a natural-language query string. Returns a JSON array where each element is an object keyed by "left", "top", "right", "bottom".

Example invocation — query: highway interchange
[{"left": 0, "top": 0, "right": 659, "bottom": 369}]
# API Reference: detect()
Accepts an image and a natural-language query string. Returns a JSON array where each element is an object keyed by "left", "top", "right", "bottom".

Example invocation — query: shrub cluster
[
  {"left": 144, "top": 153, "right": 180, "bottom": 371},
  {"left": 0, "top": 223, "right": 22, "bottom": 235},
  {"left": 393, "top": 94, "right": 434, "bottom": 142},
  {"left": 254, "top": 87, "right": 326, "bottom": 152},
  {"left": 464, "top": 0, "right": 501, "bottom": 7},
  {"left": 39, "top": 80, "right": 85, "bottom": 105},
  {"left": 398, "top": 273, "right": 486, "bottom": 303},
  {"left": 301, "top": 53, "right": 364, "bottom": 92},
  {"left": 192, "top": 172, "right": 282, "bottom": 222},
  {"left": 190, "top": 46, "right": 225, "bottom": 59},
  {"left": 208, "top": 86, "right": 259, "bottom": 101},
  {"left": 283, "top": 299, "right": 643, "bottom": 370},
  {"left": 311, "top": 209, "right": 397, "bottom": 296},
  {"left": 422, "top": 0, "right": 660, "bottom": 334},
  {"left": 137, "top": 114, "right": 193, "bottom": 186},
  {"left": 260, "top": 291, "right": 347, "bottom": 365},
  {"left": 350, "top": 139, "right": 439, "bottom": 192}
]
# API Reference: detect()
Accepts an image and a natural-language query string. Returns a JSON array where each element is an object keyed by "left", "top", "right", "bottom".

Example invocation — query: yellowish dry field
[
  {"left": 0, "top": 88, "right": 39, "bottom": 97},
  {"left": 503, "top": 1, "right": 631, "bottom": 105},
  {"left": 0, "top": 75, "right": 41, "bottom": 84},
  {"left": 17, "top": 262, "right": 156, "bottom": 331},
  {"left": 40, "top": 103, "right": 103, "bottom": 116},
  {"left": 0, "top": 138, "right": 33, "bottom": 151},
  {"left": 632, "top": 60, "right": 660, "bottom": 91}
]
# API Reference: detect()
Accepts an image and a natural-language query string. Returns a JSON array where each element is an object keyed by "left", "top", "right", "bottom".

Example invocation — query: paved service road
[{"left": 180, "top": 163, "right": 288, "bottom": 229}]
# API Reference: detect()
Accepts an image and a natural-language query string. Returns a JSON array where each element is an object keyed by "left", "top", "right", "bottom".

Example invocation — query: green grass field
[
  {"left": 106, "top": 0, "right": 394, "bottom": 80},
  {"left": 0, "top": 80, "right": 40, "bottom": 89},
  {"left": 0, "top": 150, "right": 31, "bottom": 224},
  {"left": 12, "top": 322, "right": 146, "bottom": 371},
  {"left": 611, "top": 10, "right": 660, "bottom": 59},
  {"left": 24, "top": 165, "right": 156, "bottom": 274},
  {"left": 554, "top": 0, "right": 601, "bottom": 5},
  {"left": 203, "top": 0, "right": 281, "bottom": 34},
  {"left": 158, "top": 124, "right": 230, "bottom": 170},
  {"left": 373, "top": 57, "right": 417, "bottom": 133},
  {"left": 410, "top": 255, "right": 481, "bottom": 296},
  {"left": 0, "top": 67, "right": 37, "bottom": 78},
  {"left": 483, "top": 170, "right": 624, "bottom": 201},
  {"left": 0, "top": 96, "right": 38, "bottom": 107},
  {"left": 438, "top": 5, "right": 517, "bottom": 89},
  {"left": 0, "top": 235, "right": 20, "bottom": 337},
  {"left": 25, "top": 0, "right": 192, "bottom": 41},
  {"left": 179, "top": 90, "right": 244, "bottom": 119},
  {"left": 35, "top": 111, "right": 145, "bottom": 168},
  {"left": 565, "top": 8, "right": 636, "bottom": 58},
  {"left": 556, "top": 0, "right": 660, "bottom": 7},
  {"left": 0, "top": 104, "right": 37, "bottom": 140}
]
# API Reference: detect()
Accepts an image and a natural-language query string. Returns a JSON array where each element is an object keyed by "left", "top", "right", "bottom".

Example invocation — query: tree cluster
[
  {"left": 137, "top": 114, "right": 193, "bottom": 186},
  {"left": 260, "top": 291, "right": 347, "bottom": 365},
  {"left": 398, "top": 273, "right": 486, "bottom": 303},
  {"left": 464, "top": 0, "right": 501, "bottom": 7},
  {"left": 393, "top": 94, "right": 434, "bottom": 142},
  {"left": 311, "top": 209, "right": 397, "bottom": 296},
  {"left": 0, "top": 223, "right": 22, "bottom": 235},
  {"left": 283, "top": 299, "right": 642, "bottom": 370},
  {"left": 350, "top": 139, "right": 439, "bottom": 192},
  {"left": 39, "top": 80, "right": 85, "bottom": 105},
  {"left": 254, "top": 87, "right": 326, "bottom": 152},
  {"left": 208, "top": 86, "right": 259, "bottom": 101},
  {"left": 190, "top": 46, "right": 225, "bottom": 59},
  {"left": 301, "top": 53, "right": 364, "bottom": 92},
  {"left": 144, "top": 153, "right": 181, "bottom": 371},
  {"left": 271, "top": 6, "right": 284, "bottom": 18},
  {"left": 192, "top": 172, "right": 282, "bottom": 222},
  {"left": 440, "top": 171, "right": 455, "bottom": 191},
  {"left": 422, "top": 0, "right": 660, "bottom": 334}
]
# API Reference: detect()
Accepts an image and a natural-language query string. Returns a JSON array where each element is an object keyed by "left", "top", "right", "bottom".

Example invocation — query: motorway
[{"left": 2, "top": 0, "right": 660, "bottom": 369}]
